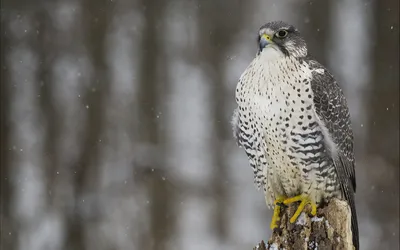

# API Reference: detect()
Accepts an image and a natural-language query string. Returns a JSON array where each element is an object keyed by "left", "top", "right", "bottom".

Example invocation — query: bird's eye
[{"left": 276, "top": 30, "right": 288, "bottom": 38}]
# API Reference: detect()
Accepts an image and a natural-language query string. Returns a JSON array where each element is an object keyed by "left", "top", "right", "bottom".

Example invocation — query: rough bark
[{"left": 253, "top": 198, "right": 354, "bottom": 250}]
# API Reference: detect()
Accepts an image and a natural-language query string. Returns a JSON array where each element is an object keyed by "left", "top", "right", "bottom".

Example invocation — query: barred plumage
[{"left": 232, "top": 21, "right": 358, "bottom": 249}]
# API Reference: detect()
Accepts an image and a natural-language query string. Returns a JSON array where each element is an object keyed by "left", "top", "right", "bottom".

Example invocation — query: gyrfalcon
[{"left": 232, "top": 21, "right": 359, "bottom": 249}]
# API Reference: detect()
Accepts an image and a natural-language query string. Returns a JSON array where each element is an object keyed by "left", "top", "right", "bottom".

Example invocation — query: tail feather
[
  {"left": 343, "top": 185, "right": 359, "bottom": 250},
  {"left": 336, "top": 157, "right": 359, "bottom": 250}
]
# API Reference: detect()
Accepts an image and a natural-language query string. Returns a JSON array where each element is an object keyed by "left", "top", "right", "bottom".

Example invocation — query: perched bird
[{"left": 232, "top": 21, "right": 359, "bottom": 249}]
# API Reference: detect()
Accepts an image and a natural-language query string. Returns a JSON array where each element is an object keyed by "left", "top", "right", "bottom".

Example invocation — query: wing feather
[
  {"left": 307, "top": 58, "right": 356, "bottom": 191},
  {"left": 306, "top": 57, "right": 359, "bottom": 249}
]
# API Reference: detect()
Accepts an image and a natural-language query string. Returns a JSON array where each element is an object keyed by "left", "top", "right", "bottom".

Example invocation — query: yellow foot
[
  {"left": 283, "top": 194, "right": 317, "bottom": 224},
  {"left": 270, "top": 196, "right": 286, "bottom": 230}
]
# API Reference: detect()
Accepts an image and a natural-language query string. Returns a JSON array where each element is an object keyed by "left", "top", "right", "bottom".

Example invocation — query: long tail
[
  {"left": 343, "top": 185, "right": 359, "bottom": 250},
  {"left": 337, "top": 157, "right": 359, "bottom": 250}
]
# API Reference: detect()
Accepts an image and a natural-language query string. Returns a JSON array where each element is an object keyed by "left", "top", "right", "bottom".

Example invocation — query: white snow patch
[
  {"left": 325, "top": 220, "right": 331, "bottom": 229},
  {"left": 269, "top": 243, "right": 279, "bottom": 250},
  {"left": 295, "top": 212, "right": 307, "bottom": 225},
  {"left": 311, "top": 216, "right": 324, "bottom": 222}
]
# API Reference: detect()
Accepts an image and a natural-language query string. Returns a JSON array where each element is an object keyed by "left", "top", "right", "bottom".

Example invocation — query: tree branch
[{"left": 253, "top": 198, "right": 354, "bottom": 250}]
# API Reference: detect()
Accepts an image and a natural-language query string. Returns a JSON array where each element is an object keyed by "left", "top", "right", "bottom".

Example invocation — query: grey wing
[
  {"left": 308, "top": 60, "right": 356, "bottom": 191},
  {"left": 307, "top": 58, "right": 359, "bottom": 249}
]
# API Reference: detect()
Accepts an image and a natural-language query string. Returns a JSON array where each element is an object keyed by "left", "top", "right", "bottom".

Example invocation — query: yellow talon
[
  {"left": 283, "top": 194, "right": 317, "bottom": 224},
  {"left": 270, "top": 196, "right": 286, "bottom": 229}
]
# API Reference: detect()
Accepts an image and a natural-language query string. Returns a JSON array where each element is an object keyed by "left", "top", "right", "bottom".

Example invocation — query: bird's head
[{"left": 257, "top": 21, "right": 307, "bottom": 58}]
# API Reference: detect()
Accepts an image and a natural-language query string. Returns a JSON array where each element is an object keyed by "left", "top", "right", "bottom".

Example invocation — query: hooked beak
[{"left": 259, "top": 34, "right": 273, "bottom": 51}]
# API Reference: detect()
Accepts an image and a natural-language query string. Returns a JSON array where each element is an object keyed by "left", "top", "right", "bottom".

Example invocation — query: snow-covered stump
[{"left": 253, "top": 198, "right": 354, "bottom": 250}]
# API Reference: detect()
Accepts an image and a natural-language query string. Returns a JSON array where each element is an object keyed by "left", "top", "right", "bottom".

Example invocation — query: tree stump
[{"left": 253, "top": 198, "right": 354, "bottom": 250}]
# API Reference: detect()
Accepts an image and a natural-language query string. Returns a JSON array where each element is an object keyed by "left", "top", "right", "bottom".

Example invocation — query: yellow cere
[{"left": 262, "top": 34, "right": 272, "bottom": 42}]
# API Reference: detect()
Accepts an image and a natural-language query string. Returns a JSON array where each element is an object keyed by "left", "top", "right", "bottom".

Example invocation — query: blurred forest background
[{"left": 1, "top": 0, "right": 399, "bottom": 250}]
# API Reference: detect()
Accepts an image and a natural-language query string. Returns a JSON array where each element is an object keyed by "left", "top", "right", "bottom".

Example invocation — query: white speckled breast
[{"left": 236, "top": 49, "right": 338, "bottom": 206}]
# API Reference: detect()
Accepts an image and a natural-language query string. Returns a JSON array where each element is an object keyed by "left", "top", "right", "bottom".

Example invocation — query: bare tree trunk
[
  {"left": 367, "top": 0, "right": 399, "bottom": 168},
  {"left": 2, "top": 6, "right": 51, "bottom": 250},
  {"left": 0, "top": 13, "right": 15, "bottom": 250},
  {"left": 135, "top": 0, "right": 176, "bottom": 249},
  {"left": 197, "top": 0, "right": 251, "bottom": 239},
  {"left": 363, "top": 1, "right": 399, "bottom": 248},
  {"left": 59, "top": 0, "right": 111, "bottom": 248},
  {"left": 253, "top": 199, "right": 355, "bottom": 250},
  {"left": 294, "top": 0, "right": 331, "bottom": 65}
]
